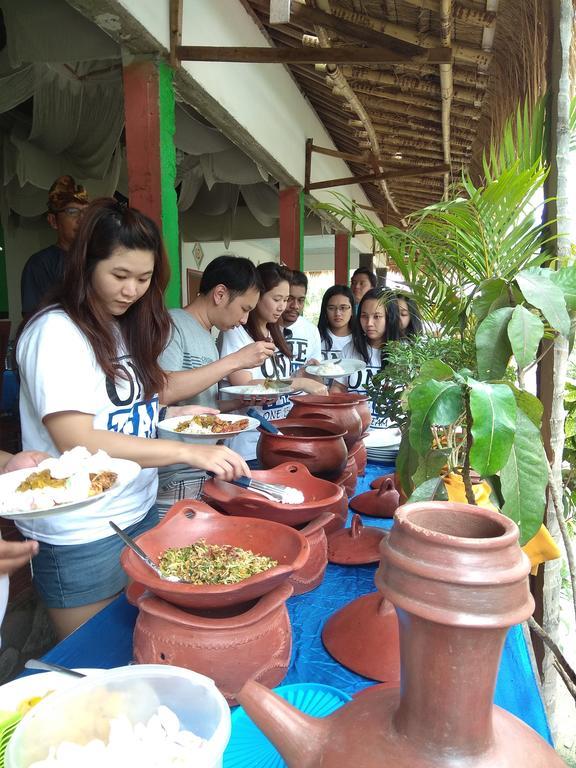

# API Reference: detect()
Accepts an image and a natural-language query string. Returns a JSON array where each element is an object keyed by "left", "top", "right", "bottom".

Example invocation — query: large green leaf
[
  {"left": 475, "top": 307, "right": 514, "bottom": 380},
  {"left": 495, "top": 382, "right": 543, "bottom": 427},
  {"left": 407, "top": 476, "right": 448, "bottom": 503},
  {"left": 468, "top": 380, "right": 516, "bottom": 476},
  {"left": 549, "top": 267, "right": 576, "bottom": 311},
  {"left": 408, "top": 380, "right": 464, "bottom": 454},
  {"left": 412, "top": 449, "right": 451, "bottom": 487},
  {"left": 471, "top": 278, "right": 508, "bottom": 323},
  {"left": 416, "top": 359, "right": 455, "bottom": 382},
  {"left": 516, "top": 268, "right": 570, "bottom": 337},
  {"left": 396, "top": 428, "right": 419, "bottom": 498},
  {"left": 507, "top": 305, "right": 544, "bottom": 369},
  {"left": 499, "top": 410, "right": 548, "bottom": 545}
]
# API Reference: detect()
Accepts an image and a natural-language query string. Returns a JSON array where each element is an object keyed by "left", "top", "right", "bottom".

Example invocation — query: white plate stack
[{"left": 363, "top": 428, "right": 402, "bottom": 465}]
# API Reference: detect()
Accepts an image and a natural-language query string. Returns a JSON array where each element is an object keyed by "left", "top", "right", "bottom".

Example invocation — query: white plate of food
[
  {"left": 0, "top": 669, "right": 102, "bottom": 716},
  {"left": 157, "top": 414, "right": 260, "bottom": 440},
  {"left": 305, "top": 359, "right": 366, "bottom": 378},
  {"left": 219, "top": 382, "right": 297, "bottom": 401},
  {"left": 0, "top": 449, "right": 141, "bottom": 521}
]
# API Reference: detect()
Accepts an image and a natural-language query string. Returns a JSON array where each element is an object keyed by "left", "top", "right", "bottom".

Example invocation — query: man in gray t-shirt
[{"left": 156, "top": 256, "right": 274, "bottom": 514}]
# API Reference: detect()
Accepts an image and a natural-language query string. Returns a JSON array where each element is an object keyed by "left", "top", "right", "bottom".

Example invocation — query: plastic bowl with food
[{"left": 5, "top": 665, "right": 231, "bottom": 768}]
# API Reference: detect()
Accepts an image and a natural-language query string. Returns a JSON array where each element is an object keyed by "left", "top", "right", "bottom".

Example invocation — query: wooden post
[
  {"left": 123, "top": 58, "right": 181, "bottom": 308},
  {"left": 279, "top": 188, "right": 303, "bottom": 271},
  {"left": 334, "top": 232, "right": 350, "bottom": 285}
]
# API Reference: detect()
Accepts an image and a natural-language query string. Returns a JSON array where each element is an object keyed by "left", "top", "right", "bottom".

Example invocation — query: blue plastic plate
[{"left": 223, "top": 683, "right": 351, "bottom": 768}]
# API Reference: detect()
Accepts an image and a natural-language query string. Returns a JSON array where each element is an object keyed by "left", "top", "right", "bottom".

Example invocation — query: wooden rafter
[
  {"left": 306, "top": 163, "right": 450, "bottom": 192},
  {"left": 175, "top": 45, "right": 452, "bottom": 64},
  {"left": 169, "top": 0, "right": 183, "bottom": 68}
]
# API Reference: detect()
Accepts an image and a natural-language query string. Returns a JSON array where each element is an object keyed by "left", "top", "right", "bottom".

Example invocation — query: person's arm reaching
[{"left": 44, "top": 412, "right": 250, "bottom": 481}]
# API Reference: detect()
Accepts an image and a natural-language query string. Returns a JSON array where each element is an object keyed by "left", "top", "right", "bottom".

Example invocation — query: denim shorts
[{"left": 32, "top": 505, "right": 159, "bottom": 609}]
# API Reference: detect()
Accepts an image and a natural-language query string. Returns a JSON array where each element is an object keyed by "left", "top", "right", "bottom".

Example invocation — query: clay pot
[
  {"left": 322, "top": 493, "right": 349, "bottom": 536},
  {"left": 324, "top": 392, "right": 371, "bottom": 435},
  {"left": 236, "top": 502, "right": 562, "bottom": 767},
  {"left": 327, "top": 514, "right": 388, "bottom": 566},
  {"left": 119, "top": 500, "right": 309, "bottom": 610},
  {"left": 350, "top": 478, "right": 400, "bottom": 519},
  {"left": 333, "top": 455, "right": 357, "bottom": 498},
  {"left": 132, "top": 581, "right": 293, "bottom": 705},
  {"left": 289, "top": 394, "right": 362, "bottom": 449},
  {"left": 202, "top": 462, "right": 344, "bottom": 528},
  {"left": 289, "top": 512, "right": 334, "bottom": 595},
  {"left": 348, "top": 438, "right": 368, "bottom": 477},
  {"left": 257, "top": 419, "right": 348, "bottom": 480}
]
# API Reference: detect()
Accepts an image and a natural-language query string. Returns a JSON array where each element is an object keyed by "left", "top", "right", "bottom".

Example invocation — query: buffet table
[{"left": 37, "top": 462, "right": 553, "bottom": 746}]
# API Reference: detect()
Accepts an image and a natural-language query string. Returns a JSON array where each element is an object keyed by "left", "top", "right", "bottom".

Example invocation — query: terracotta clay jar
[
  {"left": 350, "top": 478, "right": 400, "bottom": 519},
  {"left": 132, "top": 581, "right": 293, "bottom": 705},
  {"left": 202, "top": 462, "right": 344, "bottom": 528},
  {"left": 235, "top": 501, "right": 563, "bottom": 767},
  {"left": 120, "top": 499, "right": 309, "bottom": 610},
  {"left": 348, "top": 438, "right": 368, "bottom": 477},
  {"left": 333, "top": 455, "right": 358, "bottom": 498},
  {"left": 289, "top": 394, "right": 363, "bottom": 449},
  {"left": 257, "top": 419, "right": 348, "bottom": 480},
  {"left": 327, "top": 514, "right": 388, "bottom": 566},
  {"left": 289, "top": 512, "right": 334, "bottom": 595}
]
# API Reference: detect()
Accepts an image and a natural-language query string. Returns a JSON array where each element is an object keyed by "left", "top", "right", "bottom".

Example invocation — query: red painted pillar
[
  {"left": 335, "top": 232, "right": 350, "bottom": 286},
  {"left": 279, "top": 187, "right": 303, "bottom": 271},
  {"left": 123, "top": 60, "right": 162, "bottom": 225},
  {"left": 122, "top": 58, "right": 180, "bottom": 307}
]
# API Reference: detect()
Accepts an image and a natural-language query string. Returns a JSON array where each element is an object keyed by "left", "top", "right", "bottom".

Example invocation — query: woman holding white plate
[
  {"left": 219, "top": 262, "right": 327, "bottom": 463},
  {"left": 16, "top": 199, "right": 249, "bottom": 640}
]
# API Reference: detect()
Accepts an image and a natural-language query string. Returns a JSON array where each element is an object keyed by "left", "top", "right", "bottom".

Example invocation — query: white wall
[{"left": 116, "top": 0, "right": 380, "bottom": 236}]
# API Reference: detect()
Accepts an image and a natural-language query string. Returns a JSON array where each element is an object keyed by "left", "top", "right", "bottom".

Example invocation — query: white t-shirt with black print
[
  {"left": 339, "top": 341, "right": 390, "bottom": 430},
  {"left": 16, "top": 309, "right": 158, "bottom": 545},
  {"left": 283, "top": 315, "right": 321, "bottom": 374},
  {"left": 321, "top": 331, "right": 352, "bottom": 360},
  {"left": 219, "top": 325, "right": 292, "bottom": 460}
]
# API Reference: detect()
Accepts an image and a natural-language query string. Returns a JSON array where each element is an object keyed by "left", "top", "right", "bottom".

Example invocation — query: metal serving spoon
[
  {"left": 24, "top": 659, "right": 86, "bottom": 678},
  {"left": 108, "top": 521, "right": 180, "bottom": 582}
]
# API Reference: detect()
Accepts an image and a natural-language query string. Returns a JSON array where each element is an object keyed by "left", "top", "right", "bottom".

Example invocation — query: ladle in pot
[{"left": 109, "top": 521, "right": 180, "bottom": 582}]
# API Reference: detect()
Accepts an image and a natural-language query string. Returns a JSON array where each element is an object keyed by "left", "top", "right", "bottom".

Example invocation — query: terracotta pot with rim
[
  {"left": 256, "top": 418, "right": 348, "bottom": 480},
  {"left": 289, "top": 393, "right": 362, "bottom": 449}
]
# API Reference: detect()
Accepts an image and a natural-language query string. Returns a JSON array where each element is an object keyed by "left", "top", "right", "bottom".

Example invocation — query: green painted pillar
[{"left": 123, "top": 58, "right": 181, "bottom": 308}]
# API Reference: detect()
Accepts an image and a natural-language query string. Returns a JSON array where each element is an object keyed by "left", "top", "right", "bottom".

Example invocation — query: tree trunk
[{"left": 539, "top": 0, "right": 573, "bottom": 736}]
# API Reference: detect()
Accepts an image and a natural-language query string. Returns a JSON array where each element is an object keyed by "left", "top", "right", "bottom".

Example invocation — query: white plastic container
[{"left": 6, "top": 664, "right": 231, "bottom": 768}]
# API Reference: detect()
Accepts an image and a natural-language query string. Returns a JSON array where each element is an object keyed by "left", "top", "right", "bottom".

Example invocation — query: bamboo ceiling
[{"left": 240, "top": 0, "right": 549, "bottom": 227}]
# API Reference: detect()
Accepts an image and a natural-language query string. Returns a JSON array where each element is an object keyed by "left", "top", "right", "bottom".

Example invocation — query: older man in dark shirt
[{"left": 20, "top": 175, "right": 89, "bottom": 319}]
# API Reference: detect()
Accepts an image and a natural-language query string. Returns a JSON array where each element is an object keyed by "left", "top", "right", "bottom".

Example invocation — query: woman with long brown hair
[
  {"left": 219, "top": 261, "right": 327, "bottom": 462},
  {"left": 16, "top": 199, "right": 248, "bottom": 639}
]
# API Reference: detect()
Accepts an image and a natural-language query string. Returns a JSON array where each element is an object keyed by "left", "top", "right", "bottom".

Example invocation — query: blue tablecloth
[{"left": 38, "top": 462, "right": 553, "bottom": 745}]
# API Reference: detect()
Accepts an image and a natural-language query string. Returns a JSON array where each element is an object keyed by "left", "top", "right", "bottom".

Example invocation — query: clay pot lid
[
  {"left": 120, "top": 500, "right": 310, "bottom": 610},
  {"left": 289, "top": 393, "right": 359, "bottom": 407},
  {"left": 322, "top": 592, "right": 400, "bottom": 682},
  {"left": 327, "top": 514, "right": 387, "bottom": 565},
  {"left": 203, "top": 462, "right": 343, "bottom": 527},
  {"left": 350, "top": 478, "right": 400, "bottom": 519},
  {"left": 370, "top": 472, "right": 396, "bottom": 490}
]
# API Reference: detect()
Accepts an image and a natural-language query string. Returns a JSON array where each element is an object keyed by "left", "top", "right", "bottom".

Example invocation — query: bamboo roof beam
[
  {"left": 353, "top": 91, "right": 479, "bottom": 121},
  {"left": 249, "top": 0, "right": 491, "bottom": 66},
  {"left": 340, "top": 67, "right": 482, "bottom": 105},
  {"left": 439, "top": 0, "right": 453, "bottom": 198},
  {"left": 402, "top": 0, "right": 497, "bottom": 27},
  {"left": 311, "top": 0, "right": 401, "bottom": 217},
  {"left": 346, "top": 111, "right": 477, "bottom": 137},
  {"left": 175, "top": 45, "right": 452, "bottom": 64},
  {"left": 393, "top": 62, "right": 489, "bottom": 89}
]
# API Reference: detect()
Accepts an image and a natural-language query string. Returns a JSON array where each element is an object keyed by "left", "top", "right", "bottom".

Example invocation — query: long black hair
[
  {"left": 244, "top": 262, "right": 292, "bottom": 357},
  {"left": 391, "top": 291, "right": 423, "bottom": 337},
  {"left": 351, "top": 289, "right": 402, "bottom": 366},
  {"left": 318, "top": 285, "right": 357, "bottom": 351}
]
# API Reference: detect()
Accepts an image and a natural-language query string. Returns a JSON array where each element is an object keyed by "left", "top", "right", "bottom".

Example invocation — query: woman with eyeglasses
[
  {"left": 317, "top": 285, "right": 357, "bottom": 360},
  {"left": 16, "top": 199, "right": 249, "bottom": 640},
  {"left": 331, "top": 289, "right": 401, "bottom": 430},
  {"left": 219, "top": 262, "right": 327, "bottom": 462}
]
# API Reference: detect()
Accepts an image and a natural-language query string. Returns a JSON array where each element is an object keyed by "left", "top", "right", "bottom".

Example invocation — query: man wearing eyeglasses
[
  {"left": 20, "top": 175, "right": 89, "bottom": 320},
  {"left": 281, "top": 270, "right": 322, "bottom": 374}
]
